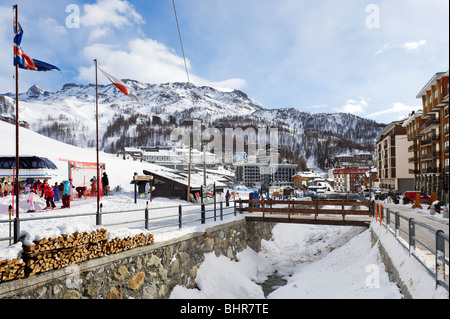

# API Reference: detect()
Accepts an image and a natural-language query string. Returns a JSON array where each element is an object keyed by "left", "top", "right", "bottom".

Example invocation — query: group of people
[
  {"left": 25, "top": 179, "right": 72, "bottom": 212},
  {"left": 0, "top": 180, "right": 14, "bottom": 197},
  {"left": 3, "top": 172, "right": 111, "bottom": 212}
]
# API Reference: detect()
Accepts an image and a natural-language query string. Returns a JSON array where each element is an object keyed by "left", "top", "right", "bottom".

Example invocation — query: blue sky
[{"left": 1, "top": 0, "right": 448, "bottom": 124}]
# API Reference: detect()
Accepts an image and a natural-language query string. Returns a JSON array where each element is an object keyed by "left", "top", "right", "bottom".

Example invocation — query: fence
[
  {"left": 0, "top": 199, "right": 239, "bottom": 246},
  {"left": 376, "top": 204, "right": 449, "bottom": 292}
]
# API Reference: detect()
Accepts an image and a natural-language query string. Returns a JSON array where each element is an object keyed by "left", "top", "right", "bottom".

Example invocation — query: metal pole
[
  {"left": 408, "top": 218, "right": 415, "bottom": 256},
  {"left": 134, "top": 172, "right": 137, "bottom": 204},
  {"left": 187, "top": 133, "right": 192, "bottom": 202},
  {"left": 94, "top": 59, "right": 100, "bottom": 214},
  {"left": 201, "top": 185, "right": 205, "bottom": 224},
  {"left": 435, "top": 230, "right": 445, "bottom": 289},
  {"left": 14, "top": 4, "right": 20, "bottom": 221},
  {"left": 145, "top": 201, "right": 149, "bottom": 230},
  {"left": 213, "top": 182, "right": 216, "bottom": 221},
  {"left": 8, "top": 205, "right": 12, "bottom": 245}
]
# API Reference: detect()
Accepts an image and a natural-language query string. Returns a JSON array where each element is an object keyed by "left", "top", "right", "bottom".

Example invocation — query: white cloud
[
  {"left": 81, "top": 0, "right": 144, "bottom": 41},
  {"left": 401, "top": 40, "right": 427, "bottom": 51},
  {"left": 77, "top": 39, "right": 246, "bottom": 91},
  {"left": 336, "top": 98, "right": 369, "bottom": 114},
  {"left": 366, "top": 102, "right": 421, "bottom": 119},
  {"left": 374, "top": 40, "right": 427, "bottom": 55}
]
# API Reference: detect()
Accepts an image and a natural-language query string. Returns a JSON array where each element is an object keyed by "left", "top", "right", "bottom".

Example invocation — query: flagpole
[
  {"left": 13, "top": 4, "right": 20, "bottom": 222},
  {"left": 94, "top": 59, "right": 100, "bottom": 224}
]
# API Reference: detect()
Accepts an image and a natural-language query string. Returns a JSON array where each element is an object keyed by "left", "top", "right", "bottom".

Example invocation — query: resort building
[
  {"left": 403, "top": 71, "right": 449, "bottom": 201},
  {"left": 376, "top": 120, "right": 414, "bottom": 193}
]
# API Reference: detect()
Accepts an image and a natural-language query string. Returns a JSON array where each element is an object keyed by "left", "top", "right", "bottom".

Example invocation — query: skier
[
  {"left": 26, "top": 189, "right": 37, "bottom": 212},
  {"left": 43, "top": 184, "right": 56, "bottom": 210},
  {"left": 102, "top": 172, "right": 109, "bottom": 196},
  {"left": 53, "top": 183, "right": 60, "bottom": 202},
  {"left": 61, "top": 179, "right": 71, "bottom": 208}
]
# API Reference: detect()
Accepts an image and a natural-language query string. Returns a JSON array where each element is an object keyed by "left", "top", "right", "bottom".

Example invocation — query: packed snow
[
  {"left": 170, "top": 222, "right": 447, "bottom": 299},
  {"left": 0, "top": 121, "right": 448, "bottom": 299}
]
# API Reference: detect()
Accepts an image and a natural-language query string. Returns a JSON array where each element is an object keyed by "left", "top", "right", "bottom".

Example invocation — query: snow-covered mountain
[{"left": 0, "top": 81, "right": 386, "bottom": 168}]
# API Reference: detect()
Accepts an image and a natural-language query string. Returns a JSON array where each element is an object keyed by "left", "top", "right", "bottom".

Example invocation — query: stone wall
[{"left": 0, "top": 219, "right": 275, "bottom": 299}]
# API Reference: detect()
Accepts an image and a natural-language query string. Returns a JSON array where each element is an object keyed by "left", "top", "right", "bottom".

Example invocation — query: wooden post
[{"left": 314, "top": 200, "right": 318, "bottom": 221}]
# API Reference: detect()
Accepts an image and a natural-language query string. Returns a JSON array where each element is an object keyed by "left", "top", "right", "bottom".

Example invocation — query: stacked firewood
[
  {"left": 0, "top": 258, "right": 26, "bottom": 282},
  {"left": 22, "top": 229, "right": 108, "bottom": 276},
  {"left": 0, "top": 229, "right": 154, "bottom": 282},
  {"left": 105, "top": 233, "right": 154, "bottom": 254}
]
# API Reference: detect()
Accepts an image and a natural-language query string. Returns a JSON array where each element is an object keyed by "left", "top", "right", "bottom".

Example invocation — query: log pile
[
  {"left": 105, "top": 233, "right": 155, "bottom": 254},
  {"left": 0, "top": 229, "right": 154, "bottom": 283},
  {"left": 0, "top": 258, "right": 26, "bottom": 282}
]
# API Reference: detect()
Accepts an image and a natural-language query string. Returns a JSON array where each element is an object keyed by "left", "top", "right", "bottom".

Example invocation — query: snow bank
[
  {"left": 171, "top": 252, "right": 268, "bottom": 299},
  {"left": 170, "top": 224, "right": 404, "bottom": 299},
  {"left": 0, "top": 242, "right": 23, "bottom": 262},
  {"left": 267, "top": 228, "right": 401, "bottom": 299}
]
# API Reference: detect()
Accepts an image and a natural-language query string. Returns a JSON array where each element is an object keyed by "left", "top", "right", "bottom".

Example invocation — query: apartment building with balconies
[
  {"left": 376, "top": 120, "right": 414, "bottom": 193},
  {"left": 403, "top": 71, "right": 449, "bottom": 202}
]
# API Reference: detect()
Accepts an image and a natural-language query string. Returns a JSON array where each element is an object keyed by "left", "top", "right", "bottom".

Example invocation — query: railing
[
  {"left": 377, "top": 205, "right": 449, "bottom": 292},
  {"left": 0, "top": 199, "right": 239, "bottom": 245},
  {"left": 238, "top": 199, "right": 373, "bottom": 226},
  {"left": 421, "top": 167, "right": 439, "bottom": 174}
]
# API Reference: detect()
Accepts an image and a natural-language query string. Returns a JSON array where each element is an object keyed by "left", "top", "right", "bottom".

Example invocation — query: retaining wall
[
  {"left": 370, "top": 228, "right": 413, "bottom": 299},
  {"left": 0, "top": 219, "right": 275, "bottom": 299}
]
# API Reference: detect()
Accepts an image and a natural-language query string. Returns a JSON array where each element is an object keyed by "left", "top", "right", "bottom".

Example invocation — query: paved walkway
[
  {"left": 377, "top": 201, "right": 449, "bottom": 277},
  {"left": 379, "top": 201, "right": 449, "bottom": 234}
]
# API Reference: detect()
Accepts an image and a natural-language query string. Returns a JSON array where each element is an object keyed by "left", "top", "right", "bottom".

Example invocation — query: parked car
[{"left": 402, "top": 191, "right": 431, "bottom": 204}]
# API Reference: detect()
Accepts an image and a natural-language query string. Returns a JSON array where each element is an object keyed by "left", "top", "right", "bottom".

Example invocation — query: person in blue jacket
[
  {"left": 53, "top": 182, "right": 60, "bottom": 202},
  {"left": 61, "top": 179, "right": 72, "bottom": 208}
]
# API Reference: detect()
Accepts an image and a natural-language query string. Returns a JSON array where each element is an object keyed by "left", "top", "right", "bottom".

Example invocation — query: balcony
[
  {"left": 421, "top": 167, "right": 439, "bottom": 174},
  {"left": 421, "top": 134, "right": 440, "bottom": 146},
  {"left": 409, "top": 169, "right": 420, "bottom": 174},
  {"left": 408, "top": 156, "right": 418, "bottom": 163},
  {"left": 421, "top": 138, "right": 431, "bottom": 146},
  {"left": 421, "top": 151, "right": 441, "bottom": 160},
  {"left": 408, "top": 144, "right": 419, "bottom": 152},
  {"left": 420, "top": 118, "right": 440, "bottom": 132}
]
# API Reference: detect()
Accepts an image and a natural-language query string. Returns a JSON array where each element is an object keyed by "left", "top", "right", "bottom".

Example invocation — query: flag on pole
[
  {"left": 13, "top": 21, "right": 61, "bottom": 72},
  {"left": 97, "top": 66, "right": 142, "bottom": 104}
]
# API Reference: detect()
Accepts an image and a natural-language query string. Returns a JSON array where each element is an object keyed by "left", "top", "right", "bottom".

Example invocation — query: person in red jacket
[{"left": 43, "top": 184, "right": 56, "bottom": 210}]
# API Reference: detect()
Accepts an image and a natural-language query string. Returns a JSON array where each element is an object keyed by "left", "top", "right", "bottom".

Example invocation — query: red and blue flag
[{"left": 14, "top": 21, "right": 60, "bottom": 72}]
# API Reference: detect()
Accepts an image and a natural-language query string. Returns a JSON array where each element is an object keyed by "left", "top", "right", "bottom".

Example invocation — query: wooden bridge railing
[{"left": 238, "top": 199, "right": 374, "bottom": 225}]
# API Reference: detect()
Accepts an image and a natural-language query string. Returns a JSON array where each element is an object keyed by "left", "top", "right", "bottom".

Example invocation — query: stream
[{"left": 260, "top": 272, "right": 288, "bottom": 297}]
